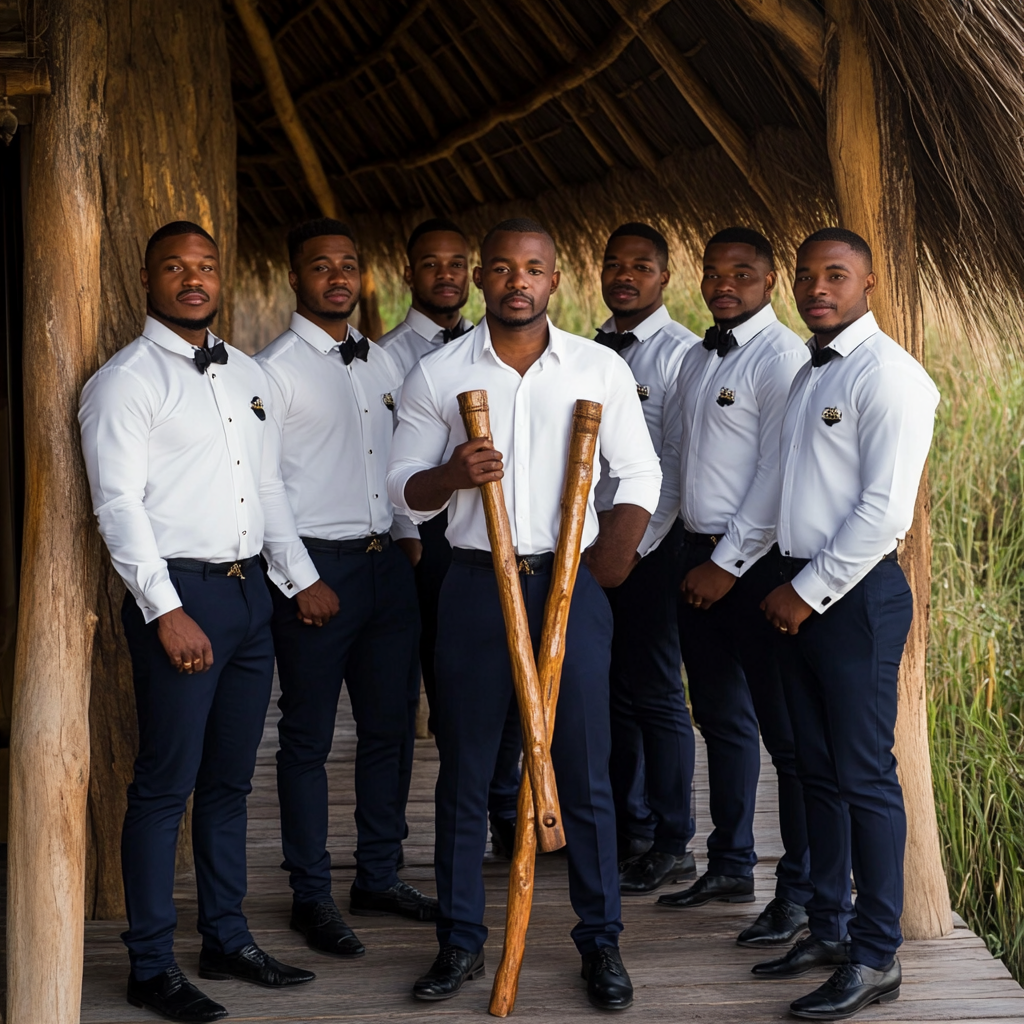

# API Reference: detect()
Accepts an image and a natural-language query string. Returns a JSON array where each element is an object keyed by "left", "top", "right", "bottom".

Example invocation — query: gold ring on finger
[{"left": 779, "top": 626, "right": 788, "bottom": 633}]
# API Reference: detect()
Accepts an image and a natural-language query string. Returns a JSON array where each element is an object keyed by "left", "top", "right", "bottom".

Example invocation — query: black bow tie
[
  {"left": 595, "top": 330, "right": 638, "bottom": 354},
  {"left": 339, "top": 335, "right": 370, "bottom": 365},
  {"left": 193, "top": 340, "right": 229, "bottom": 374},
  {"left": 811, "top": 344, "right": 838, "bottom": 368},
  {"left": 703, "top": 325, "right": 738, "bottom": 358},
  {"left": 441, "top": 323, "right": 470, "bottom": 344}
]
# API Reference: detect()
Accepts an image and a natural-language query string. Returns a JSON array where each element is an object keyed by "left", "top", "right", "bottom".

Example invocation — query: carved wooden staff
[
  {"left": 457, "top": 390, "right": 565, "bottom": 853},
  {"left": 490, "top": 399, "right": 604, "bottom": 1018}
]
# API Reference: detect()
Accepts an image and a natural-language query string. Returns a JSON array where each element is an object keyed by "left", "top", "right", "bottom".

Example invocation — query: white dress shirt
[
  {"left": 777, "top": 311, "right": 939, "bottom": 610},
  {"left": 651, "top": 303, "right": 808, "bottom": 573},
  {"left": 594, "top": 305, "right": 699, "bottom": 557},
  {"left": 387, "top": 319, "right": 662, "bottom": 555},
  {"left": 378, "top": 306, "right": 474, "bottom": 381},
  {"left": 79, "top": 316, "right": 318, "bottom": 623},
  {"left": 255, "top": 314, "right": 416, "bottom": 587}
]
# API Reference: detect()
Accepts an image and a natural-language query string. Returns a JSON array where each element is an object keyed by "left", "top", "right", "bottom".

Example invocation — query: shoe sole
[
  {"left": 620, "top": 868, "right": 699, "bottom": 896},
  {"left": 736, "top": 924, "right": 812, "bottom": 948},
  {"left": 789, "top": 986, "right": 899, "bottom": 1020},
  {"left": 197, "top": 969, "right": 314, "bottom": 988},
  {"left": 752, "top": 960, "right": 846, "bottom": 979},
  {"left": 413, "top": 963, "right": 485, "bottom": 1000},
  {"left": 657, "top": 892, "right": 756, "bottom": 909},
  {"left": 127, "top": 995, "right": 228, "bottom": 1022},
  {"left": 587, "top": 995, "right": 634, "bottom": 1011},
  {"left": 349, "top": 905, "right": 438, "bottom": 922}
]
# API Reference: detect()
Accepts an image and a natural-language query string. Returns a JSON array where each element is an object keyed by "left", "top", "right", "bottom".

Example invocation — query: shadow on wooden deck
[{"left": 79, "top": 687, "right": 1024, "bottom": 1024}]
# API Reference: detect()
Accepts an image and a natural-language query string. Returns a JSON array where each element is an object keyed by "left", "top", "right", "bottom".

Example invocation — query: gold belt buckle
[
  {"left": 517, "top": 558, "right": 534, "bottom": 575},
  {"left": 366, "top": 537, "right": 383, "bottom": 553},
  {"left": 227, "top": 562, "right": 245, "bottom": 579}
]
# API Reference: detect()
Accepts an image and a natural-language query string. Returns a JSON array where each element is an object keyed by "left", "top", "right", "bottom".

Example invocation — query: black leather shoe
[
  {"left": 350, "top": 879, "right": 439, "bottom": 921},
  {"left": 581, "top": 947, "right": 634, "bottom": 1011},
  {"left": 291, "top": 899, "right": 365, "bottom": 958},
  {"left": 790, "top": 959, "right": 901, "bottom": 1019},
  {"left": 657, "top": 872, "right": 755, "bottom": 908},
  {"left": 620, "top": 850, "right": 696, "bottom": 895},
  {"left": 127, "top": 966, "right": 228, "bottom": 1022},
  {"left": 737, "top": 897, "right": 810, "bottom": 947},
  {"left": 618, "top": 835, "right": 653, "bottom": 868},
  {"left": 412, "top": 945, "right": 485, "bottom": 1001},
  {"left": 752, "top": 936, "right": 851, "bottom": 978},
  {"left": 490, "top": 816, "right": 516, "bottom": 859},
  {"left": 199, "top": 943, "right": 314, "bottom": 988}
]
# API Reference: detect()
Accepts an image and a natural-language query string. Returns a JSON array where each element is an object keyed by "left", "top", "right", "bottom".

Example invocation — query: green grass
[{"left": 377, "top": 276, "right": 1024, "bottom": 981}]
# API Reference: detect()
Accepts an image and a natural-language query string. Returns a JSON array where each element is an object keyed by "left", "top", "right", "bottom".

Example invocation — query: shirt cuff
[
  {"left": 611, "top": 477, "right": 662, "bottom": 516},
  {"left": 389, "top": 514, "right": 419, "bottom": 542},
  {"left": 709, "top": 537, "right": 750, "bottom": 578},
  {"left": 791, "top": 564, "right": 843, "bottom": 612},
  {"left": 138, "top": 579, "right": 183, "bottom": 624},
  {"left": 265, "top": 551, "right": 320, "bottom": 599}
]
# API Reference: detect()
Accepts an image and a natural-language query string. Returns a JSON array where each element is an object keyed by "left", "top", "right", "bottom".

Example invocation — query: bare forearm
[
  {"left": 404, "top": 465, "right": 457, "bottom": 513},
  {"left": 585, "top": 503, "right": 652, "bottom": 587}
]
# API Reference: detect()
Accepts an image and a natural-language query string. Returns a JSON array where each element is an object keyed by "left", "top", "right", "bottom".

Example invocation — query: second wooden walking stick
[
  {"left": 490, "top": 399, "right": 604, "bottom": 1018},
  {"left": 457, "top": 390, "right": 565, "bottom": 853}
]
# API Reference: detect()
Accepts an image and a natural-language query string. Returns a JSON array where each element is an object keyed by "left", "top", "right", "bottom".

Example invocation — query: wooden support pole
[
  {"left": 490, "top": 400, "right": 603, "bottom": 1018},
  {"left": 457, "top": 390, "right": 565, "bottom": 854},
  {"left": 823, "top": 0, "right": 952, "bottom": 941},
  {"left": 231, "top": 0, "right": 384, "bottom": 339},
  {"left": 729, "top": 0, "right": 825, "bottom": 91},
  {"left": 7, "top": 0, "right": 105, "bottom": 1020}
]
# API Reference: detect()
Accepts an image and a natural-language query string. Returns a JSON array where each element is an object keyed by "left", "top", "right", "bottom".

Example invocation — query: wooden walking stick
[
  {"left": 490, "top": 399, "right": 604, "bottom": 1018},
  {"left": 457, "top": 390, "right": 565, "bottom": 854}
]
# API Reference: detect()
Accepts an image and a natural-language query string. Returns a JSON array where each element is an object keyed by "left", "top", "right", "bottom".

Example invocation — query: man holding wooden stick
[{"left": 387, "top": 218, "right": 661, "bottom": 1010}]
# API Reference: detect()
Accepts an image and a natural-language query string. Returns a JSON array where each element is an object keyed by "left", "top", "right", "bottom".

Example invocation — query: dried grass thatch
[{"left": 225, "top": 0, "right": 1024, "bottom": 333}]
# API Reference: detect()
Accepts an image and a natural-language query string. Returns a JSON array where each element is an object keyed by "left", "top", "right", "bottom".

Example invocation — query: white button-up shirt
[
  {"left": 255, "top": 314, "right": 416, "bottom": 581},
  {"left": 594, "top": 305, "right": 699, "bottom": 556},
  {"left": 378, "top": 306, "right": 475, "bottom": 381},
  {"left": 777, "top": 311, "right": 939, "bottom": 609},
  {"left": 79, "top": 316, "right": 318, "bottom": 623},
  {"left": 651, "top": 303, "right": 808, "bottom": 573},
  {"left": 387, "top": 319, "right": 662, "bottom": 555}
]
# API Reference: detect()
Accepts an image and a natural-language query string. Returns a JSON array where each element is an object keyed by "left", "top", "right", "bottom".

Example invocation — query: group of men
[{"left": 78, "top": 210, "right": 937, "bottom": 1023}]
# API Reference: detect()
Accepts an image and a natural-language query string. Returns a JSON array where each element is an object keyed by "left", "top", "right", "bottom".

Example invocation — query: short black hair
[
  {"left": 287, "top": 217, "right": 357, "bottom": 266},
  {"left": 481, "top": 216, "right": 555, "bottom": 257},
  {"left": 705, "top": 227, "right": 775, "bottom": 270},
  {"left": 606, "top": 222, "right": 669, "bottom": 268},
  {"left": 799, "top": 227, "right": 873, "bottom": 266},
  {"left": 406, "top": 218, "right": 467, "bottom": 259},
  {"left": 145, "top": 221, "right": 217, "bottom": 263}
]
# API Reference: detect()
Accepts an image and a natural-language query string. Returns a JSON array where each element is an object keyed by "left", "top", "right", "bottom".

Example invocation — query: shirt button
[
  {"left": 228, "top": 417, "right": 232, "bottom": 422},
  {"left": 211, "top": 373, "right": 216, "bottom": 378},
  {"left": 368, "top": 449, "right": 373, "bottom": 454},
  {"left": 242, "top": 530, "right": 247, "bottom": 536},
  {"left": 240, "top": 498, "right": 244, "bottom": 503},
  {"left": 374, "top": 493, "right": 378, "bottom": 498},
  {"left": 236, "top": 460, "right": 240, "bottom": 465}
]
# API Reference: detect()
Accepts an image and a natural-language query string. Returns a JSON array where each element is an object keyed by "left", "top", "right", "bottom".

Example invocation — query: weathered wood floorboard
[{"left": 79, "top": 685, "right": 1024, "bottom": 1023}]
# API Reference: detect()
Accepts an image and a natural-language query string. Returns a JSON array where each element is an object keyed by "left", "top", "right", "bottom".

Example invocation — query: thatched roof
[{"left": 225, "top": 0, "right": 1024, "bottom": 325}]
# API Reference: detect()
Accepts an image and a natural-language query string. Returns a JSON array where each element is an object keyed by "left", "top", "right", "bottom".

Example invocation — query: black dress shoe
[
  {"left": 617, "top": 835, "right": 653, "bottom": 868},
  {"left": 581, "top": 947, "right": 634, "bottom": 1011},
  {"left": 291, "top": 898, "right": 366, "bottom": 958},
  {"left": 412, "top": 945, "right": 485, "bottom": 1001},
  {"left": 737, "top": 897, "right": 810, "bottom": 947},
  {"left": 790, "top": 959, "right": 901, "bottom": 1020},
  {"left": 490, "top": 816, "right": 516, "bottom": 859},
  {"left": 752, "top": 936, "right": 851, "bottom": 978},
  {"left": 127, "top": 966, "right": 228, "bottom": 1022},
  {"left": 199, "top": 943, "right": 315, "bottom": 988},
  {"left": 620, "top": 850, "right": 696, "bottom": 895},
  {"left": 350, "top": 879, "right": 439, "bottom": 921},
  {"left": 656, "top": 872, "right": 755, "bottom": 908}
]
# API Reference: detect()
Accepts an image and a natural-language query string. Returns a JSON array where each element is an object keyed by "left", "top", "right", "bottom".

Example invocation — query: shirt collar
[
  {"left": 472, "top": 317, "right": 564, "bottom": 366},
  {"left": 404, "top": 306, "right": 472, "bottom": 344},
  {"left": 142, "top": 315, "right": 217, "bottom": 360},
  {"left": 723, "top": 302, "right": 778, "bottom": 347},
  {"left": 819, "top": 310, "right": 879, "bottom": 358},
  {"left": 597, "top": 304, "right": 672, "bottom": 343},
  {"left": 289, "top": 311, "right": 354, "bottom": 355}
]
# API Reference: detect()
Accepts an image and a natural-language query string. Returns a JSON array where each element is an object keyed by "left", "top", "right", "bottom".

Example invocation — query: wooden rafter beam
[
  {"left": 0, "top": 57, "right": 50, "bottom": 95},
  {"left": 606, "top": 0, "right": 771, "bottom": 205},
  {"left": 729, "top": 0, "right": 825, "bottom": 92},
  {"left": 349, "top": 0, "right": 671, "bottom": 177}
]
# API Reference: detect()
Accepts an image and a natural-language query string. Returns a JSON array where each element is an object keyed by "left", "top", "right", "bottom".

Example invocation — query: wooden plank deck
[{"left": 79, "top": 684, "right": 1024, "bottom": 1024}]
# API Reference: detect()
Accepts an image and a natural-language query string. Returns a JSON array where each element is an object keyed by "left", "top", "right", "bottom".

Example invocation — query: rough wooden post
[
  {"left": 7, "top": 0, "right": 105, "bottom": 1019},
  {"left": 823, "top": 0, "right": 953, "bottom": 940}
]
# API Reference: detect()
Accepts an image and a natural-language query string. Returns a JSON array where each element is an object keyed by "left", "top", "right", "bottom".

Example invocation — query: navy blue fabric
[
  {"left": 607, "top": 519, "right": 695, "bottom": 855},
  {"left": 416, "top": 511, "right": 522, "bottom": 822},
  {"left": 433, "top": 561, "right": 622, "bottom": 955},
  {"left": 677, "top": 544, "right": 812, "bottom": 904},
  {"left": 120, "top": 569, "right": 275, "bottom": 981},
  {"left": 271, "top": 542, "right": 420, "bottom": 896},
  {"left": 779, "top": 558, "right": 911, "bottom": 968}
]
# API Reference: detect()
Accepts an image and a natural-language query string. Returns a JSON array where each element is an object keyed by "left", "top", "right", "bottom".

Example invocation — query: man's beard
[
  {"left": 491, "top": 303, "right": 547, "bottom": 329},
  {"left": 415, "top": 292, "right": 467, "bottom": 317},
  {"left": 148, "top": 300, "right": 218, "bottom": 332},
  {"left": 714, "top": 298, "right": 771, "bottom": 331},
  {"left": 298, "top": 284, "right": 357, "bottom": 321}
]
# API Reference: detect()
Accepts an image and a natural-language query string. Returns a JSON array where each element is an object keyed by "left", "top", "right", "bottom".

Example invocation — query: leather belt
[
  {"left": 451, "top": 548, "right": 555, "bottom": 575},
  {"left": 780, "top": 548, "right": 897, "bottom": 578},
  {"left": 301, "top": 535, "right": 391, "bottom": 554},
  {"left": 682, "top": 528, "right": 722, "bottom": 548},
  {"left": 165, "top": 555, "right": 260, "bottom": 579}
]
